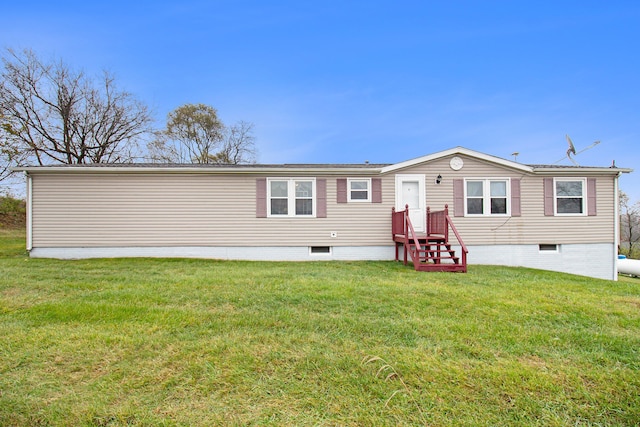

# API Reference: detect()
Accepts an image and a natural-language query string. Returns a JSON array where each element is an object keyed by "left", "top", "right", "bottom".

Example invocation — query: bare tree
[
  {"left": 145, "top": 130, "right": 182, "bottom": 163},
  {"left": 147, "top": 103, "right": 256, "bottom": 164},
  {"left": 620, "top": 190, "right": 640, "bottom": 257},
  {"left": 0, "top": 48, "right": 153, "bottom": 174},
  {"left": 210, "top": 121, "right": 256, "bottom": 164},
  {"left": 1, "top": 115, "right": 20, "bottom": 181},
  {"left": 0, "top": 146, "right": 11, "bottom": 181}
]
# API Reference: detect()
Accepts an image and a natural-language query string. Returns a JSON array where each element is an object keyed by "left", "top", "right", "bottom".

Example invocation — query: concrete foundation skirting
[{"left": 29, "top": 242, "right": 616, "bottom": 280}]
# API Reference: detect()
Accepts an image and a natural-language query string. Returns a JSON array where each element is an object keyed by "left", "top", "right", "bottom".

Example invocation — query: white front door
[{"left": 396, "top": 174, "right": 426, "bottom": 233}]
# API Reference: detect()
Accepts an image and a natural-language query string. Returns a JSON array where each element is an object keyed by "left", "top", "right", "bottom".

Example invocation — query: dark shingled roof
[
  {"left": 25, "top": 162, "right": 391, "bottom": 169},
  {"left": 527, "top": 164, "right": 621, "bottom": 169}
]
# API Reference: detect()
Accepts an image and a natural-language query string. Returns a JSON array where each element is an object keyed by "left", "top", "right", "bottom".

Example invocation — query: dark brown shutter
[
  {"left": 511, "top": 179, "right": 521, "bottom": 217},
  {"left": 316, "top": 179, "right": 327, "bottom": 218},
  {"left": 337, "top": 179, "right": 347, "bottom": 203},
  {"left": 587, "top": 178, "right": 597, "bottom": 216},
  {"left": 256, "top": 178, "right": 267, "bottom": 218},
  {"left": 544, "top": 178, "right": 554, "bottom": 216},
  {"left": 453, "top": 179, "right": 464, "bottom": 217},
  {"left": 372, "top": 178, "right": 382, "bottom": 203}
]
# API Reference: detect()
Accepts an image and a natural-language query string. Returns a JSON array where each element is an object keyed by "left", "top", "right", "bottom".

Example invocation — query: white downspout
[
  {"left": 25, "top": 172, "right": 32, "bottom": 252},
  {"left": 614, "top": 172, "right": 621, "bottom": 281}
]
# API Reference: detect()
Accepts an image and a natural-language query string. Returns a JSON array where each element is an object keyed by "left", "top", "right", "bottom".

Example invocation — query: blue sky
[{"left": 3, "top": 1, "right": 639, "bottom": 200}]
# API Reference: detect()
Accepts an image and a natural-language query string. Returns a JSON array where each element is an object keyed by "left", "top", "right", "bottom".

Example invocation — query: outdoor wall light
[{"left": 436, "top": 174, "right": 442, "bottom": 184}]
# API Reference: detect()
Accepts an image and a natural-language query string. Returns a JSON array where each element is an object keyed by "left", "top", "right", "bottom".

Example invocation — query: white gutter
[
  {"left": 13, "top": 166, "right": 385, "bottom": 176},
  {"left": 25, "top": 172, "right": 32, "bottom": 251},
  {"left": 532, "top": 166, "right": 633, "bottom": 175}
]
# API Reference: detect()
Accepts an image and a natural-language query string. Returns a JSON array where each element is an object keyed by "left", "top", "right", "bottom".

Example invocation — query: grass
[{"left": 1, "top": 228, "right": 639, "bottom": 426}]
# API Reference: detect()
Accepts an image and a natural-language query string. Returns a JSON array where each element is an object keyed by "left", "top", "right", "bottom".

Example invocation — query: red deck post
[{"left": 444, "top": 204, "right": 449, "bottom": 242}]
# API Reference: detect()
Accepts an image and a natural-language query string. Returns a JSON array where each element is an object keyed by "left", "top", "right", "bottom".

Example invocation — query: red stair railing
[
  {"left": 443, "top": 205, "right": 468, "bottom": 271},
  {"left": 392, "top": 204, "right": 468, "bottom": 272}
]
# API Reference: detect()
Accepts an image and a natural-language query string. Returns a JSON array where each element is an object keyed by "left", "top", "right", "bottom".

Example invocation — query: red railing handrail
[
  {"left": 404, "top": 208, "right": 422, "bottom": 270},
  {"left": 426, "top": 206, "right": 448, "bottom": 241},
  {"left": 444, "top": 205, "right": 468, "bottom": 268},
  {"left": 391, "top": 207, "right": 405, "bottom": 236}
]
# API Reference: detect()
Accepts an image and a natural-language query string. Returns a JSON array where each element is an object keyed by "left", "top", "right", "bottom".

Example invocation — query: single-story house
[{"left": 16, "top": 147, "right": 632, "bottom": 280}]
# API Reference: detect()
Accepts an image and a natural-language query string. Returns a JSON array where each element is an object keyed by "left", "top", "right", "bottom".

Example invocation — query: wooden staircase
[{"left": 392, "top": 205, "right": 468, "bottom": 273}]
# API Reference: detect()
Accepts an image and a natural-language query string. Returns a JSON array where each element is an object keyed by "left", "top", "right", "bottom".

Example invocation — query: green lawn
[{"left": 1, "top": 228, "right": 639, "bottom": 426}]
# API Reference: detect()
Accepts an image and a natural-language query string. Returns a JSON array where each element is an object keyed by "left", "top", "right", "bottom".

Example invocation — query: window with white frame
[
  {"left": 348, "top": 178, "right": 371, "bottom": 202},
  {"left": 555, "top": 178, "right": 585, "bottom": 215},
  {"left": 268, "top": 179, "right": 315, "bottom": 217},
  {"left": 465, "top": 179, "right": 510, "bottom": 216}
]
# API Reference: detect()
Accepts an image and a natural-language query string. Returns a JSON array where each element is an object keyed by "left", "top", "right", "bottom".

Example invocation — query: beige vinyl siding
[
  {"left": 29, "top": 155, "right": 618, "bottom": 250},
  {"left": 31, "top": 172, "right": 396, "bottom": 248},
  {"left": 393, "top": 155, "right": 617, "bottom": 245}
]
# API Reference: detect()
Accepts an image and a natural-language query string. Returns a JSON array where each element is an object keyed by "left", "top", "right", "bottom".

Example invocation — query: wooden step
[
  {"left": 421, "top": 257, "right": 460, "bottom": 264},
  {"left": 415, "top": 263, "right": 467, "bottom": 273},
  {"left": 413, "top": 248, "right": 459, "bottom": 264},
  {"left": 398, "top": 235, "right": 467, "bottom": 273}
]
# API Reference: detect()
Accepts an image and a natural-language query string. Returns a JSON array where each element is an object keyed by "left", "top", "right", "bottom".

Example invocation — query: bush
[{"left": 0, "top": 195, "right": 26, "bottom": 229}]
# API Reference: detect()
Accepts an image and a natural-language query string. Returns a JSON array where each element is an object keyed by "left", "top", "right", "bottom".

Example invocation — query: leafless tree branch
[{"left": 0, "top": 48, "right": 153, "bottom": 182}]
